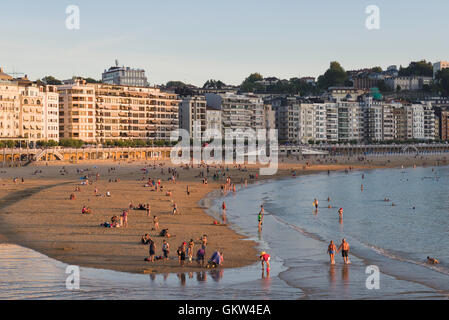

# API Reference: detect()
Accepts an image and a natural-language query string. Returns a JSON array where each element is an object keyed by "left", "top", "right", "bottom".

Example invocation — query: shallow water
[
  {"left": 0, "top": 243, "right": 301, "bottom": 299},
  {"left": 213, "top": 165, "right": 449, "bottom": 299},
  {"left": 1, "top": 165, "right": 449, "bottom": 299}
]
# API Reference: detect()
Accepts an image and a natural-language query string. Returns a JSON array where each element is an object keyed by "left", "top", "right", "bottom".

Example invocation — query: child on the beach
[
  {"left": 162, "top": 240, "right": 170, "bottom": 260},
  {"left": 153, "top": 216, "right": 159, "bottom": 230},
  {"left": 188, "top": 239, "right": 195, "bottom": 263}
]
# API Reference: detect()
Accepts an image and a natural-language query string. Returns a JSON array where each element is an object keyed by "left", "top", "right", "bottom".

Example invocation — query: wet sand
[{"left": 0, "top": 154, "right": 447, "bottom": 274}]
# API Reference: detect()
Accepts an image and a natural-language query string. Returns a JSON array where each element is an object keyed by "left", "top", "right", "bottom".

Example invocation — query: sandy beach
[{"left": 0, "top": 153, "right": 447, "bottom": 275}]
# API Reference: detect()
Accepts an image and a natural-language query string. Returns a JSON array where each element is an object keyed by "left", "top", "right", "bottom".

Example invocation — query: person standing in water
[
  {"left": 337, "top": 238, "right": 350, "bottom": 264},
  {"left": 327, "top": 241, "right": 337, "bottom": 265},
  {"left": 313, "top": 198, "right": 319, "bottom": 211},
  {"left": 258, "top": 205, "right": 264, "bottom": 231},
  {"left": 338, "top": 208, "right": 343, "bottom": 220},
  {"left": 221, "top": 201, "right": 227, "bottom": 224},
  {"left": 259, "top": 251, "right": 271, "bottom": 273}
]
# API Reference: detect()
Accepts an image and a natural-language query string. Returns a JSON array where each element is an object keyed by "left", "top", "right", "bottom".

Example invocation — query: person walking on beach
[
  {"left": 221, "top": 201, "right": 227, "bottom": 224},
  {"left": 178, "top": 242, "right": 187, "bottom": 267},
  {"left": 146, "top": 203, "right": 151, "bottom": 217},
  {"left": 122, "top": 210, "right": 128, "bottom": 227},
  {"left": 327, "top": 241, "right": 337, "bottom": 265},
  {"left": 337, "top": 238, "right": 350, "bottom": 264},
  {"left": 148, "top": 238, "right": 156, "bottom": 262},
  {"left": 258, "top": 205, "right": 264, "bottom": 231}
]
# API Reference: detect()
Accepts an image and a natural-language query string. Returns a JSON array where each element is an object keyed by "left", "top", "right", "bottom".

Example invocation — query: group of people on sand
[
  {"left": 100, "top": 209, "right": 128, "bottom": 228},
  {"left": 141, "top": 232, "right": 223, "bottom": 268}
]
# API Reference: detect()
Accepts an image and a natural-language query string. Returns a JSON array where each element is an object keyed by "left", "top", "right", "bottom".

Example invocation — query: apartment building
[
  {"left": 407, "top": 104, "right": 425, "bottom": 140},
  {"left": 102, "top": 61, "right": 148, "bottom": 87},
  {"left": 0, "top": 70, "right": 20, "bottom": 138},
  {"left": 263, "top": 104, "right": 276, "bottom": 132},
  {"left": 0, "top": 69, "right": 59, "bottom": 142},
  {"left": 267, "top": 96, "right": 300, "bottom": 144},
  {"left": 205, "top": 93, "right": 266, "bottom": 135},
  {"left": 179, "top": 96, "right": 207, "bottom": 139},
  {"left": 336, "top": 100, "right": 364, "bottom": 142},
  {"left": 300, "top": 102, "right": 327, "bottom": 143},
  {"left": 58, "top": 79, "right": 180, "bottom": 142},
  {"left": 423, "top": 102, "right": 436, "bottom": 141},
  {"left": 440, "top": 110, "right": 449, "bottom": 140},
  {"left": 325, "top": 102, "right": 338, "bottom": 142},
  {"left": 361, "top": 97, "right": 383, "bottom": 142},
  {"left": 206, "top": 107, "right": 222, "bottom": 134},
  {"left": 42, "top": 85, "right": 59, "bottom": 141},
  {"left": 385, "top": 76, "right": 432, "bottom": 91},
  {"left": 58, "top": 79, "right": 96, "bottom": 142}
]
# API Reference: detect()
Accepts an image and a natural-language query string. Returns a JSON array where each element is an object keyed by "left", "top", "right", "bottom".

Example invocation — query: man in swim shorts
[{"left": 337, "top": 238, "right": 350, "bottom": 264}]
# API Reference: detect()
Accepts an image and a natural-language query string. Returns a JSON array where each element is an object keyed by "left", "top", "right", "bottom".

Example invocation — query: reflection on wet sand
[
  {"left": 329, "top": 265, "right": 336, "bottom": 287},
  {"left": 175, "top": 270, "right": 224, "bottom": 285}
]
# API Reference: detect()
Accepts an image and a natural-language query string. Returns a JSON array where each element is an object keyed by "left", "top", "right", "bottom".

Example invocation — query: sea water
[
  {"left": 214, "top": 165, "right": 449, "bottom": 299},
  {"left": 1, "top": 166, "right": 448, "bottom": 299}
]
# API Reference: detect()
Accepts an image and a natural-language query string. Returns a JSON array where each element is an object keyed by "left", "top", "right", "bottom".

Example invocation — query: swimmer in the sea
[{"left": 427, "top": 256, "right": 440, "bottom": 264}]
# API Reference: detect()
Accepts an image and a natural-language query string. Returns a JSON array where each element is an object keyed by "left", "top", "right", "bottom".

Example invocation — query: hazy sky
[{"left": 1, "top": 0, "right": 448, "bottom": 86}]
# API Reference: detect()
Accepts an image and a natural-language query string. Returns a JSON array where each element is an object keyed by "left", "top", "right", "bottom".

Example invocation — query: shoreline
[{"left": 0, "top": 154, "right": 447, "bottom": 275}]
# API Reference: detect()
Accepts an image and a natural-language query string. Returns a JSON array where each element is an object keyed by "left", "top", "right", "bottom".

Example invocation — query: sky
[{"left": 1, "top": 0, "right": 448, "bottom": 86}]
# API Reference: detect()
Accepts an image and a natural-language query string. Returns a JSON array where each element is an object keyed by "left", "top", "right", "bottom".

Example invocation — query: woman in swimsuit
[{"left": 327, "top": 241, "right": 337, "bottom": 265}]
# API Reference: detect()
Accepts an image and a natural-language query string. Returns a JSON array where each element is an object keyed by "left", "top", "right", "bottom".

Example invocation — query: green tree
[
  {"left": 85, "top": 77, "right": 101, "bottom": 84},
  {"left": 59, "top": 138, "right": 84, "bottom": 148},
  {"left": 166, "top": 81, "right": 186, "bottom": 89},
  {"left": 317, "top": 61, "right": 348, "bottom": 90},
  {"left": 41, "top": 76, "right": 62, "bottom": 85},
  {"left": 203, "top": 79, "right": 226, "bottom": 89},
  {"left": 435, "top": 69, "right": 449, "bottom": 97},
  {"left": 398, "top": 60, "right": 433, "bottom": 77},
  {"left": 240, "top": 73, "right": 264, "bottom": 92},
  {"left": 371, "top": 66, "right": 383, "bottom": 73}
]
